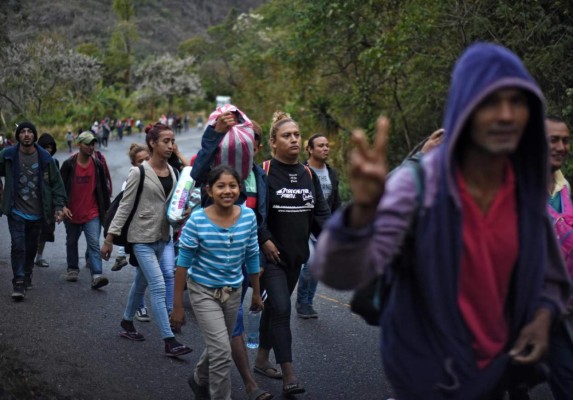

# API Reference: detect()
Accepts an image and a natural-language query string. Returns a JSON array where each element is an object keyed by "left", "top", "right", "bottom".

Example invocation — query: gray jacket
[{"left": 108, "top": 161, "right": 175, "bottom": 243}]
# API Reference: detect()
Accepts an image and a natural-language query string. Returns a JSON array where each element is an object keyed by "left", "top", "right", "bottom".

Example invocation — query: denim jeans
[
  {"left": 124, "top": 241, "right": 173, "bottom": 339},
  {"left": 8, "top": 214, "right": 43, "bottom": 283},
  {"left": 159, "top": 239, "right": 175, "bottom": 313},
  {"left": 296, "top": 238, "right": 318, "bottom": 305},
  {"left": 137, "top": 239, "right": 175, "bottom": 311},
  {"left": 549, "top": 318, "right": 573, "bottom": 400},
  {"left": 259, "top": 260, "right": 301, "bottom": 364},
  {"left": 64, "top": 216, "right": 103, "bottom": 275}
]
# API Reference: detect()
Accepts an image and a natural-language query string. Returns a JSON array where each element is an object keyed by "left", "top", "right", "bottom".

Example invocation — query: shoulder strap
[
  {"left": 303, "top": 165, "right": 313, "bottom": 180},
  {"left": 124, "top": 165, "right": 145, "bottom": 229},
  {"left": 262, "top": 160, "right": 271, "bottom": 175}
]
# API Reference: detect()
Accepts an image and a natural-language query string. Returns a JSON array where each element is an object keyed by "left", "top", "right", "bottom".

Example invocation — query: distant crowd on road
[{"left": 1, "top": 42, "right": 573, "bottom": 400}]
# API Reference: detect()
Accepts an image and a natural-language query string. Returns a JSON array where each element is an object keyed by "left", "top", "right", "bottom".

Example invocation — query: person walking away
[
  {"left": 100, "top": 123, "right": 192, "bottom": 358},
  {"left": 173, "top": 165, "right": 264, "bottom": 400},
  {"left": 35, "top": 133, "right": 61, "bottom": 268},
  {"left": 65, "top": 131, "right": 73, "bottom": 153},
  {"left": 254, "top": 111, "right": 330, "bottom": 396},
  {"left": 184, "top": 117, "right": 273, "bottom": 400},
  {"left": 60, "top": 131, "right": 110, "bottom": 289},
  {"left": 545, "top": 116, "right": 573, "bottom": 400},
  {"left": 296, "top": 133, "right": 341, "bottom": 318},
  {"left": 311, "top": 43, "right": 571, "bottom": 399},
  {"left": 0, "top": 122, "right": 70, "bottom": 300}
]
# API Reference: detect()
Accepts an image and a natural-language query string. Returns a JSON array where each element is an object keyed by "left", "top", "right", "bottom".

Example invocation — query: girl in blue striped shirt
[{"left": 173, "top": 165, "right": 263, "bottom": 400}]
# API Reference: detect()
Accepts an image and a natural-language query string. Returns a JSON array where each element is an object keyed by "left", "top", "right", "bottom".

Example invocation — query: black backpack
[
  {"left": 349, "top": 160, "right": 424, "bottom": 326},
  {"left": 103, "top": 165, "right": 145, "bottom": 247}
]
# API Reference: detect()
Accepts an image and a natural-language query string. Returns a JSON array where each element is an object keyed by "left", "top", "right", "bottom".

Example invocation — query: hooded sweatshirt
[
  {"left": 38, "top": 133, "right": 59, "bottom": 168},
  {"left": 311, "top": 43, "right": 571, "bottom": 399}
]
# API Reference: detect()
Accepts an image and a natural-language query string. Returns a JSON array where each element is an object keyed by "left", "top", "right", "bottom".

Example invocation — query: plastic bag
[
  {"left": 167, "top": 166, "right": 198, "bottom": 225},
  {"left": 207, "top": 104, "right": 254, "bottom": 181}
]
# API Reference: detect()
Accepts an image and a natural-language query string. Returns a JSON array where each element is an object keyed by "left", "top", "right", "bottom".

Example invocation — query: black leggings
[{"left": 259, "top": 260, "right": 302, "bottom": 364}]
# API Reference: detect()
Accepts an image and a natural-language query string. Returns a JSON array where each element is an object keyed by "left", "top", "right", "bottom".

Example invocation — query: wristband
[{"left": 104, "top": 239, "right": 114, "bottom": 246}]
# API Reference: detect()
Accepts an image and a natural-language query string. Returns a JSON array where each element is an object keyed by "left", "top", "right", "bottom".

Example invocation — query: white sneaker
[{"left": 136, "top": 307, "right": 151, "bottom": 322}]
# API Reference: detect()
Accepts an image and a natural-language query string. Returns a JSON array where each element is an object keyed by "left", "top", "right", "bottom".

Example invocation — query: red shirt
[
  {"left": 456, "top": 165, "right": 518, "bottom": 369},
  {"left": 69, "top": 158, "right": 99, "bottom": 224}
]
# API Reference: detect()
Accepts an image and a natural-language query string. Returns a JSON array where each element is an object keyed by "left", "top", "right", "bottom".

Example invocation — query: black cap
[{"left": 15, "top": 122, "right": 38, "bottom": 142}]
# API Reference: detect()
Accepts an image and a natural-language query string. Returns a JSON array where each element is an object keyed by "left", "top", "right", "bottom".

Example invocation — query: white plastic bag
[{"left": 167, "top": 166, "right": 199, "bottom": 225}]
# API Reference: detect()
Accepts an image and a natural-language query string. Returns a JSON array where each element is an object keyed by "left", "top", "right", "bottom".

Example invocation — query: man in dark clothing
[
  {"left": 0, "top": 122, "right": 69, "bottom": 301},
  {"left": 35, "top": 133, "right": 61, "bottom": 268},
  {"left": 60, "top": 131, "right": 110, "bottom": 290},
  {"left": 312, "top": 43, "right": 571, "bottom": 399}
]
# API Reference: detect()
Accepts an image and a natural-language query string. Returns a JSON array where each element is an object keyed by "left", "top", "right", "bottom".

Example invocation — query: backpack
[
  {"left": 349, "top": 159, "right": 424, "bottom": 326},
  {"left": 103, "top": 165, "right": 145, "bottom": 248},
  {"left": 547, "top": 185, "right": 573, "bottom": 278}
]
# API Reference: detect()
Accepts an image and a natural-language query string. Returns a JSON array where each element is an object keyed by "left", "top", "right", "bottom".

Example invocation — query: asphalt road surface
[{"left": 0, "top": 128, "right": 554, "bottom": 399}]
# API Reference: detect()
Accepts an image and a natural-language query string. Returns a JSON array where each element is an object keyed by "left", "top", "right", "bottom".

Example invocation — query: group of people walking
[{"left": 1, "top": 41, "right": 573, "bottom": 400}]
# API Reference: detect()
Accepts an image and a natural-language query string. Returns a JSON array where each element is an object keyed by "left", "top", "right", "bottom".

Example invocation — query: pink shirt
[{"left": 457, "top": 165, "right": 518, "bottom": 369}]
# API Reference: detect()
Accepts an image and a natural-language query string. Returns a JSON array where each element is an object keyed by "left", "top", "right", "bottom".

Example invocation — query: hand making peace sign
[{"left": 348, "top": 117, "right": 390, "bottom": 228}]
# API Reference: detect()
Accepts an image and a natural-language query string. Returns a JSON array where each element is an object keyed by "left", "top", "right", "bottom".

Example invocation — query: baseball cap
[{"left": 77, "top": 131, "right": 97, "bottom": 144}]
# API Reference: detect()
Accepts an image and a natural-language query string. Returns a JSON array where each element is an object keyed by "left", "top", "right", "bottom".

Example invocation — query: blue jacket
[
  {"left": 191, "top": 125, "right": 268, "bottom": 243},
  {"left": 313, "top": 43, "right": 571, "bottom": 399},
  {"left": 0, "top": 144, "right": 67, "bottom": 223}
]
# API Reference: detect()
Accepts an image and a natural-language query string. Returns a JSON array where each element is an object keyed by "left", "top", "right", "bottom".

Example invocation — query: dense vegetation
[{"left": 1, "top": 0, "right": 572, "bottom": 197}]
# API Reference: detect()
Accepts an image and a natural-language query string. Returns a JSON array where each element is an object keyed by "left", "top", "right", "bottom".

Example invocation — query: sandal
[
  {"left": 248, "top": 387, "right": 273, "bottom": 400},
  {"left": 119, "top": 330, "right": 145, "bottom": 341},
  {"left": 253, "top": 365, "right": 282, "bottom": 380},
  {"left": 282, "top": 383, "right": 305, "bottom": 396}
]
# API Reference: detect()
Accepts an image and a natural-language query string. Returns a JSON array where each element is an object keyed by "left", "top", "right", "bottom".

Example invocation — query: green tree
[{"left": 104, "top": 0, "right": 138, "bottom": 95}]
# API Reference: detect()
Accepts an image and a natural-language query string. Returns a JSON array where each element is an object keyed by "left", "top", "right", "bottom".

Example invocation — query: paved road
[
  {"left": 0, "top": 128, "right": 391, "bottom": 400},
  {"left": 0, "top": 128, "right": 554, "bottom": 399}
]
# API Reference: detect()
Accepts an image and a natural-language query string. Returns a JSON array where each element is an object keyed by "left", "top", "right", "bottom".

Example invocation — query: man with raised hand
[{"left": 312, "top": 43, "right": 571, "bottom": 399}]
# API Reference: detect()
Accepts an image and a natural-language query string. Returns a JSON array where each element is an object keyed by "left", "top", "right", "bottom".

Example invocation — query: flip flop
[
  {"left": 248, "top": 387, "right": 274, "bottom": 400},
  {"left": 119, "top": 330, "right": 145, "bottom": 341},
  {"left": 253, "top": 365, "right": 282, "bottom": 379},
  {"left": 282, "top": 383, "right": 305, "bottom": 396}
]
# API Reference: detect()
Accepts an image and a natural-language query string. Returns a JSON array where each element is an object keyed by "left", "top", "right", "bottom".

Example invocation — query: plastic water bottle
[{"left": 246, "top": 310, "right": 261, "bottom": 349}]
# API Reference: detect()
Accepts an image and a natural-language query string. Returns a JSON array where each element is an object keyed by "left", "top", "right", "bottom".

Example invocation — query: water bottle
[{"left": 246, "top": 310, "right": 261, "bottom": 349}]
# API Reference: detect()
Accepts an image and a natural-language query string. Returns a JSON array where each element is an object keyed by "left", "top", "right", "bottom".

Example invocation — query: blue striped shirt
[{"left": 177, "top": 205, "right": 259, "bottom": 288}]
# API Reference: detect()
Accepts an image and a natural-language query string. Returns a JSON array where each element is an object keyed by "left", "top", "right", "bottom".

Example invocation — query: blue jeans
[
  {"left": 137, "top": 239, "right": 175, "bottom": 311},
  {"left": 296, "top": 238, "right": 317, "bottom": 305},
  {"left": 231, "top": 264, "right": 250, "bottom": 337},
  {"left": 124, "top": 241, "right": 173, "bottom": 339},
  {"left": 64, "top": 216, "right": 103, "bottom": 275},
  {"left": 549, "top": 318, "right": 573, "bottom": 400},
  {"left": 8, "top": 214, "right": 43, "bottom": 283}
]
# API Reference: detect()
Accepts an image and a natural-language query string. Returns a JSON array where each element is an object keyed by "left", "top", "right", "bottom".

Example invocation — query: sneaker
[
  {"left": 11, "top": 281, "right": 26, "bottom": 301},
  {"left": 111, "top": 256, "right": 128, "bottom": 271},
  {"left": 136, "top": 307, "right": 151, "bottom": 322},
  {"left": 34, "top": 259, "right": 49, "bottom": 268},
  {"left": 307, "top": 305, "right": 319, "bottom": 318},
  {"left": 91, "top": 276, "right": 109, "bottom": 290},
  {"left": 66, "top": 269, "right": 79, "bottom": 282},
  {"left": 24, "top": 274, "right": 33, "bottom": 290},
  {"left": 296, "top": 303, "right": 316, "bottom": 319},
  {"left": 165, "top": 339, "right": 192, "bottom": 357}
]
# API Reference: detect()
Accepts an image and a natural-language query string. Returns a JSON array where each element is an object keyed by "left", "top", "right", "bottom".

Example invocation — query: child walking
[{"left": 172, "top": 165, "right": 263, "bottom": 400}]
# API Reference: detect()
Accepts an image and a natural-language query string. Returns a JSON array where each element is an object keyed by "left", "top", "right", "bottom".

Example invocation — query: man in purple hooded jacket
[{"left": 311, "top": 43, "right": 571, "bottom": 399}]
